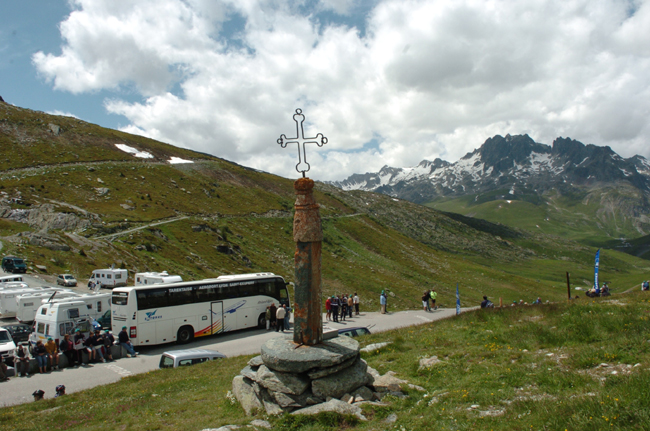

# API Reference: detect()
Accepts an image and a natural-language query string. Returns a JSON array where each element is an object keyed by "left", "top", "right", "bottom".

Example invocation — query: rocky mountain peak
[{"left": 330, "top": 134, "right": 650, "bottom": 203}]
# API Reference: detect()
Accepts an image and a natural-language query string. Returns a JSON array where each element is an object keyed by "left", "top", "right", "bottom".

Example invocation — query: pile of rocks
[{"left": 232, "top": 336, "right": 412, "bottom": 419}]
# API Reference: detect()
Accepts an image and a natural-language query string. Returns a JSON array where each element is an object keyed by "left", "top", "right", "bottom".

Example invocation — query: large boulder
[
  {"left": 255, "top": 365, "right": 310, "bottom": 396},
  {"left": 291, "top": 398, "right": 367, "bottom": 421},
  {"left": 307, "top": 354, "right": 358, "bottom": 380},
  {"left": 261, "top": 336, "right": 360, "bottom": 373},
  {"left": 311, "top": 359, "right": 369, "bottom": 399},
  {"left": 231, "top": 376, "right": 262, "bottom": 416},
  {"left": 371, "top": 371, "right": 408, "bottom": 393}
]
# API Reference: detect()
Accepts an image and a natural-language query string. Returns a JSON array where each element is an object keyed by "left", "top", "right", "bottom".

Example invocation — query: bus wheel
[
  {"left": 177, "top": 326, "right": 194, "bottom": 344},
  {"left": 257, "top": 313, "right": 266, "bottom": 329}
]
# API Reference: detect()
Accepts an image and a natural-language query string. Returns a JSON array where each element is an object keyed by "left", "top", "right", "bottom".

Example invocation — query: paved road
[{"left": 0, "top": 306, "right": 473, "bottom": 407}]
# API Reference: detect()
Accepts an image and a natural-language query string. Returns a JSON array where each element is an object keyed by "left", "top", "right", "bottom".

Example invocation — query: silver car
[
  {"left": 57, "top": 274, "right": 77, "bottom": 287},
  {"left": 159, "top": 349, "right": 226, "bottom": 369}
]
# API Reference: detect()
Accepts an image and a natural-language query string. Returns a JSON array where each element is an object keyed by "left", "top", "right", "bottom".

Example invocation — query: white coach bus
[{"left": 111, "top": 273, "right": 291, "bottom": 346}]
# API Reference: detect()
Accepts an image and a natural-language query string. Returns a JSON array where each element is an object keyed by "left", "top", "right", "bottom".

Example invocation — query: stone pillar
[{"left": 292, "top": 177, "right": 323, "bottom": 345}]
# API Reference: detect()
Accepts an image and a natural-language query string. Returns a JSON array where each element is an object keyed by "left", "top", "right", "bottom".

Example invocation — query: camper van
[
  {"left": 88, "top": 268, "right": 128, "bottom": 289},
  {"left": 15, "top": 291, "right": 81, "bottom": 323},
  {"left": 134, "top": 271, "right": 183, "bottom": 286},
  {"left": 29, "top": 294, "right": 111, "bottom": 346},
  {"left": 0, "top": 275, "right": 23, "bottom": 284},
  {"left": 0, "top": 287, "right": 68, "bottom": 318}
]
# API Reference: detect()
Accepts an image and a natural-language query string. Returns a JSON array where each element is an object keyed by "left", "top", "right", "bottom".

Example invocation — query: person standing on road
[
  {"left": 340, "top": 295, "right": 347, "bottom": 321},
  {"left": 283, "top": 304, "right": 291, "bottom": 331},
  {"left": 269, "top": 303, "right": 277, "bottom": 331},
  {"left": 331, "top": 296, "right": 339, "bottom": 322},
  {"left": 276, "top": 305, "right": 286, "bottom": 332},
  {"left": 325, "top": 296, "right": 332, "bottom": 321},
  {"left": 45, "top": 337, "right": 60, "bottom": 370},
  {"left": 353, "top": 293, "right": 359, "bottom": 315},
  {"left": 422, "top": 291, "right": 430, "bottom": 311},
  {"left": 265, "top": 306, "right": 271, "bottom": 330},
  {"left": 118, "top": 326, "right": 138, "bottom": 358},
  {"left": 347, "top": 295, "right": 353, "bottom": 318},
  {"left": 430, "top": 288, "right": 438, "bottom": 310},
  {"left": 380, "top": 290, "right": 387, "bottom": 314},
  {"left": 59, "top": 334, "right": 76, "bottom": 368}
]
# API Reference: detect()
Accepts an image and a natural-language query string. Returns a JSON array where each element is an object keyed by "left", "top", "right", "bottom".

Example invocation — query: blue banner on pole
[
  {"left": 456, "top": 283, "right": 461, "bottom": 315},
  {"left": 594, "top": 249, "right": 600, "bottom": 289}
]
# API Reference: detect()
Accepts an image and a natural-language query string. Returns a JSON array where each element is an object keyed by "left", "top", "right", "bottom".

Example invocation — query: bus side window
[
  {"left": 41, "top": 308, "right": 47, "bottom": 315},
  {"left": 168, "top": 289, "right": 194, "bottom": 306},
  {"left": 37, "top": 322, "right": 45, "bottom": 334},
  {"left": 97, "top": 301, "right": 102, "bottom": 312},
  {"left": 45, "top": 324, "right": 50, "bottom": 336}
]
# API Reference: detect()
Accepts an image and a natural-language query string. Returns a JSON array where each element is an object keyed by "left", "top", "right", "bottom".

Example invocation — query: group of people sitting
[
  {"left": 325, "top": 293, "right": 360, "bottom": 322},
  {"left": 586, "top": 283, "right": 610, "bottom": 298},
  {"left": 3, "top": 326, "right": 138, "bottom": 380}
]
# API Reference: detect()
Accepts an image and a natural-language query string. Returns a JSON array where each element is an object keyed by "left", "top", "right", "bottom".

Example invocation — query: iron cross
[{"left": 277, "top": 109, "right": 328, "bottom": 177}]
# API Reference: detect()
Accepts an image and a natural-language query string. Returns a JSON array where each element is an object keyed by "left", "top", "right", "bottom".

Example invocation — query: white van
[
  {"left": 134, "top": 271, "right": 183, "bottom": 286},
  {"left": 15, "top": 291, "right": 81, "bottom": 323},
  {"left": 0, "top": 328, "right": 16, "bottom": 365},
  {"left": 0, "top": 275, "right": 23, "bottom": 283},
  {"left": 29, "top": 294, "right": 111, "bottom": 346},
  {"left": 88, "top": 268, "right": 128, "bottom": 289},
  {"left": 0, "top": 287, "right": 67, "bottom": 318}
]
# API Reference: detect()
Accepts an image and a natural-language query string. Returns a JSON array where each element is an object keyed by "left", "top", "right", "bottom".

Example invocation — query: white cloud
[{"left": 33, "top": 0, "right": 650, "bottom": 181}]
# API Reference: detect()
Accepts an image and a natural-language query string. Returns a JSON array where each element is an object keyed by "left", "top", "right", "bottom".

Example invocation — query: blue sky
[{"left": 1, "top": 0, "right": 650, "bottom": 181}]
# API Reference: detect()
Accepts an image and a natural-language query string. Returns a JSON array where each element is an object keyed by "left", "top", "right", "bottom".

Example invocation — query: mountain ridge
[{"left": 331, "top": 134, "right": 650, "bottom": 242}]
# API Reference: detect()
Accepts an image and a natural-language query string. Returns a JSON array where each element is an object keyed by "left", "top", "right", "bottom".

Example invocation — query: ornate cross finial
[{"left": 277, "top": 109, "right": 328, "bottom": 177}]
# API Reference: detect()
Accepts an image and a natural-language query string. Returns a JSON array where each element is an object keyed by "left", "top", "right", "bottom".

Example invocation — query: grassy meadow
[{"left": 2, "top": 292, "right": 649, "bottom": 430}]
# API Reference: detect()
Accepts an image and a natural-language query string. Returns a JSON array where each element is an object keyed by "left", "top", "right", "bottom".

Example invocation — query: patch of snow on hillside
[
  {"left": 529, "top": 152, "right": 552, "bottom": 173},
  {"left": 115, "top": 144, "right": 154, "bottom": 159},
  {"left": 509, "top": 186, "right": 515, "bottom": 195},
  {"left": 576, "top": 157, "right": 589, "bottom": 166},
  {"left": 620, "top": 168, "right": 632, "bottom": 177},
  {"left": 341, "top": 181, "right": 368, "bottom": 191},
  {"left": 168, "top": 157, "right": 194, "bottom": 164},
  {"left": 379, "top": 172, "right": 396, "bottom": 186}
]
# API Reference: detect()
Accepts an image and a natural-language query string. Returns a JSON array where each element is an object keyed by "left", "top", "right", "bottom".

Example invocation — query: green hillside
[
  {"left": 426, "top": 184, "right": 650, "bottom": 249},
  {"left": 1, "top": 101, "right": 649, "bottom": 308}
]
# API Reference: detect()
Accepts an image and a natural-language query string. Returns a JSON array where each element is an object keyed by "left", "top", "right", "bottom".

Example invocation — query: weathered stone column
[{"left": 292, "top": 177, "right": 323, "bottom": 345}]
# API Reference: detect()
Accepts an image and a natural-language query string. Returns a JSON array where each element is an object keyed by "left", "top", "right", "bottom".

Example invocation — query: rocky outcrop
[
  {"left": 0, "top": 203, "right": 97, "bottom": 232},
  {"left": 232, "top": 336, "right": 411, "bottom": 418}
]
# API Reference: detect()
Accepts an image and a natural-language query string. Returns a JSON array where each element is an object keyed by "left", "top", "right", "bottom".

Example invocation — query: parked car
[
  {"left": 1, "top": 323, "right": 33, "bottom": 343},
  {"left": 338, "top": 327, "right": 372, "bottom": 338},
  {"left": 159, "top": 349, "right": 226, "bottom": 369},
  {"left": 1, "top": 256, "right": 27, "bottom": 274},
  {"left": 95, "top": 309, "right": 111, "bottom": 330},
  {"left": 0, "top": 328, "right": 16, "bottom": 365},
  {"left": 57, "top": 274, "right": 78, "bottom": 287}
]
